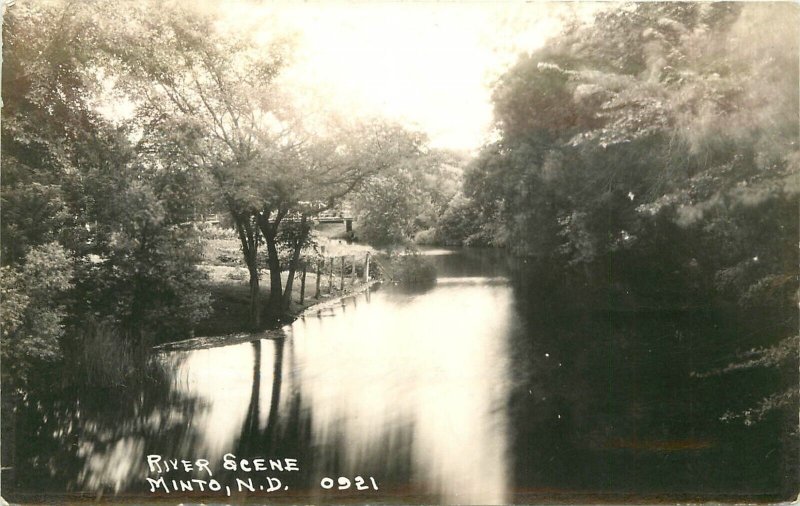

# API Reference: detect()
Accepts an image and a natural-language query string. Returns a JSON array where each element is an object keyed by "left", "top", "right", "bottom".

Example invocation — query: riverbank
[
  {"left": 155, "top": 277, "right": 381, "bottom": 352},
  {"left": 175, "top": 223, "right": 380, "bottom": 346}
]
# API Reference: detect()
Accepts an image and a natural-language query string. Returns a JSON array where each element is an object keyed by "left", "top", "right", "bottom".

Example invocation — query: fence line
[{"left": 297, "top": 252, "right": 372, "bottom": 304}]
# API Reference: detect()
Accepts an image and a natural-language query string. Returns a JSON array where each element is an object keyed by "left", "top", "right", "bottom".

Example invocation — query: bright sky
[{"left": 220, "top": 2, "right": 600, "bottom": 153}]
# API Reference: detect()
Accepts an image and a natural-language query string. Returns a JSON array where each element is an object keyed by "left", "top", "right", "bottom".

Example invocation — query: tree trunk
[
  {"left": 257, "top": 209, "right": 287, "bottom": 321},
  {"left": 299, "top": 263, "right": 307, "bottom": 304},
  {"left": 282, "top": 216, "right": 309, "bottom": 311},
  {"left": 248, "top": 265, "right": 260, "bottom": 328},
  {"left": 264, "top": 232, "right": 283, "bottom": 319},
  {"left": 234, "top": 213, "right": 261, "bottom": 329}
]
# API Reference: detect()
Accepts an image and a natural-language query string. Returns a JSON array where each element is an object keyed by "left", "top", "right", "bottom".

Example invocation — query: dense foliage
[
  {"left": 1, "top": 0, "right": 429, "bottom": 393},
  {"left": 0, "top": 243, "right": 73, "bottom": 387},
  {"left": 98, "top": 2, "right": 427, "bottom": 323},
  {"left": 1, "top": 1, "right": 211, "bottom": 391},
  {"left": 353, "top": 151, "right": 463, "bottom": 248},
  {"left": 1, "top": 1, "right": 797, "bottom": 500},
  {"left": 445, "top": 3, "right": 798, "bottom": 422},
  {"left": 2, "top": 0, "right": 795, "bottom": 428}
]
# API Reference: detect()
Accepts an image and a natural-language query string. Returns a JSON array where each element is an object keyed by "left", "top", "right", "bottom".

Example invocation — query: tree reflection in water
[
  {"left": 5, "top": 249, "right": 798, "bottom": 504},
  {"left": 10, "top": 354, "right": 204, "bottom": 495}
]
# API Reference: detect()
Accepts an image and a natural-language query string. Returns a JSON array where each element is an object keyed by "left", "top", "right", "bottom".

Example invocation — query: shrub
[
  {"left": 378, "top": 252, "right": 437, "bottom": 287},
  {"left": 0, "top": 242, "right": 74, "bottom": 389},
  {"left": 413, "top": 228, "right": 437, "bottom": 245},
  {"left": 434, "top": 194, "right": 484, "bottom": 246}
]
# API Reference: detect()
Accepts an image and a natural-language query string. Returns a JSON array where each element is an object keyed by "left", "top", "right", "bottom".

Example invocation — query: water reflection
[
  {"left": 166, "top": 343, "right": 273, "bottom": 462},
  {"left": 8, "top": 248, "right": 793, "bottom": 503},
  {"left": 8, "top": 249, "right": 518, "bottom": 502},
  {"left": 9, "top": 356, "right": 207, "bottom": 494},
  {"left": 287, "top": 279, "right": 514, "bottom": 503},
  {"left": 130, "top": 251, "right": 518, "bottom": 503}
]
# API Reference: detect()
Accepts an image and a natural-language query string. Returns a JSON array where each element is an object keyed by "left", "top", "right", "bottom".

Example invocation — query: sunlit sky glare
[{"left": 217, "top": 2, "right": 602, "bottom": 153}]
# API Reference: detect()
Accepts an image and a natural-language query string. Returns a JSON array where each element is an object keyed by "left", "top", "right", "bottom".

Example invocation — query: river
[{"left": 4, "top": 248, "right": 797, "bottom": 503}]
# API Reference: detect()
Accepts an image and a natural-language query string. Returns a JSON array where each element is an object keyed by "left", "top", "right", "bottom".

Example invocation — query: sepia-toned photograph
[{"left": 1, "top": 1, "right": 798, "bottom": 504}]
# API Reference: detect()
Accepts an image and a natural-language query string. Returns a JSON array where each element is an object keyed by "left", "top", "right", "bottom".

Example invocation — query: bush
[
  {"left": 378, "top": 252, "right": 437, "bottom": 287},
  {"left": 434, "top": 194, "right": 484, "bottom": 246},
  {"left": 0, "top": 242, "right": 74, "bottom": 389},
  {"left": 413, "top": 228, "right": 437, "bottom": 245},
  {"left": 81, "top": 183, "right": 214, "bottom": 343}
]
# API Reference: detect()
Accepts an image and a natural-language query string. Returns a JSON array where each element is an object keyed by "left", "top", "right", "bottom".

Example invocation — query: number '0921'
[{"left": 320, "top": 476, "right": 379, "bottom": 491}]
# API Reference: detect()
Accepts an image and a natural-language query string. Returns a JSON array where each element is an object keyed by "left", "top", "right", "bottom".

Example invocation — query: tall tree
[
  {"left": 253, "top": 120, "right": 426, "bottom": 314},
  {"left": 1, "top": 0, "right": 105, "bottom": 264},
  {"left": 104, "top": 2, "right": 427, "bottom": 322},
  {"left": 2, "top": 0, "right": 212, "bottom": 357},
  {"left": 469, "top": 2, "right": 798, "bottom": 293},
  {"left": 100, "top": 1, "right": 291, "bottom": 327},
  {"left": 465, "top": 1, "right": 798, "bottom": 421}
]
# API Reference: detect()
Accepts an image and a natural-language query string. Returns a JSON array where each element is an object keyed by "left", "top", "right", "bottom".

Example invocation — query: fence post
[
  {"left": 340, "top": 256, "right": 345, "bottom": 291},
  {"left": 363, "top": 252, "right": 370, "bottom": 282},
  {"left": 299, "top": 262, "right": 307, "bottom": 304},
  {"left": 315, "top": 259, "right": 322, "bottom": 299},
  {"left": 328, "top": 257, "right": 334, "bottom": 293},
  {"left": 351, "top": 255, "right": 357, "bottom": 285}
]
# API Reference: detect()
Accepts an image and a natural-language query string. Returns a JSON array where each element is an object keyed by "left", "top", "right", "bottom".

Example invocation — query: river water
[{"left": 5, "top": 248, "right": 797, "bottom": 503}]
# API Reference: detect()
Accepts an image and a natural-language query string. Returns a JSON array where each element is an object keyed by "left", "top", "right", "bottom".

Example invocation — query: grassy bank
[{"left": 192, "top": 223, "right": 378, "bottom": 337}]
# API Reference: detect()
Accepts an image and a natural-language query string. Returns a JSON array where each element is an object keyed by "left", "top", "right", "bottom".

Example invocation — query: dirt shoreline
[{"left": 153, "top": 279, "right": 381, "bottom": 353}]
